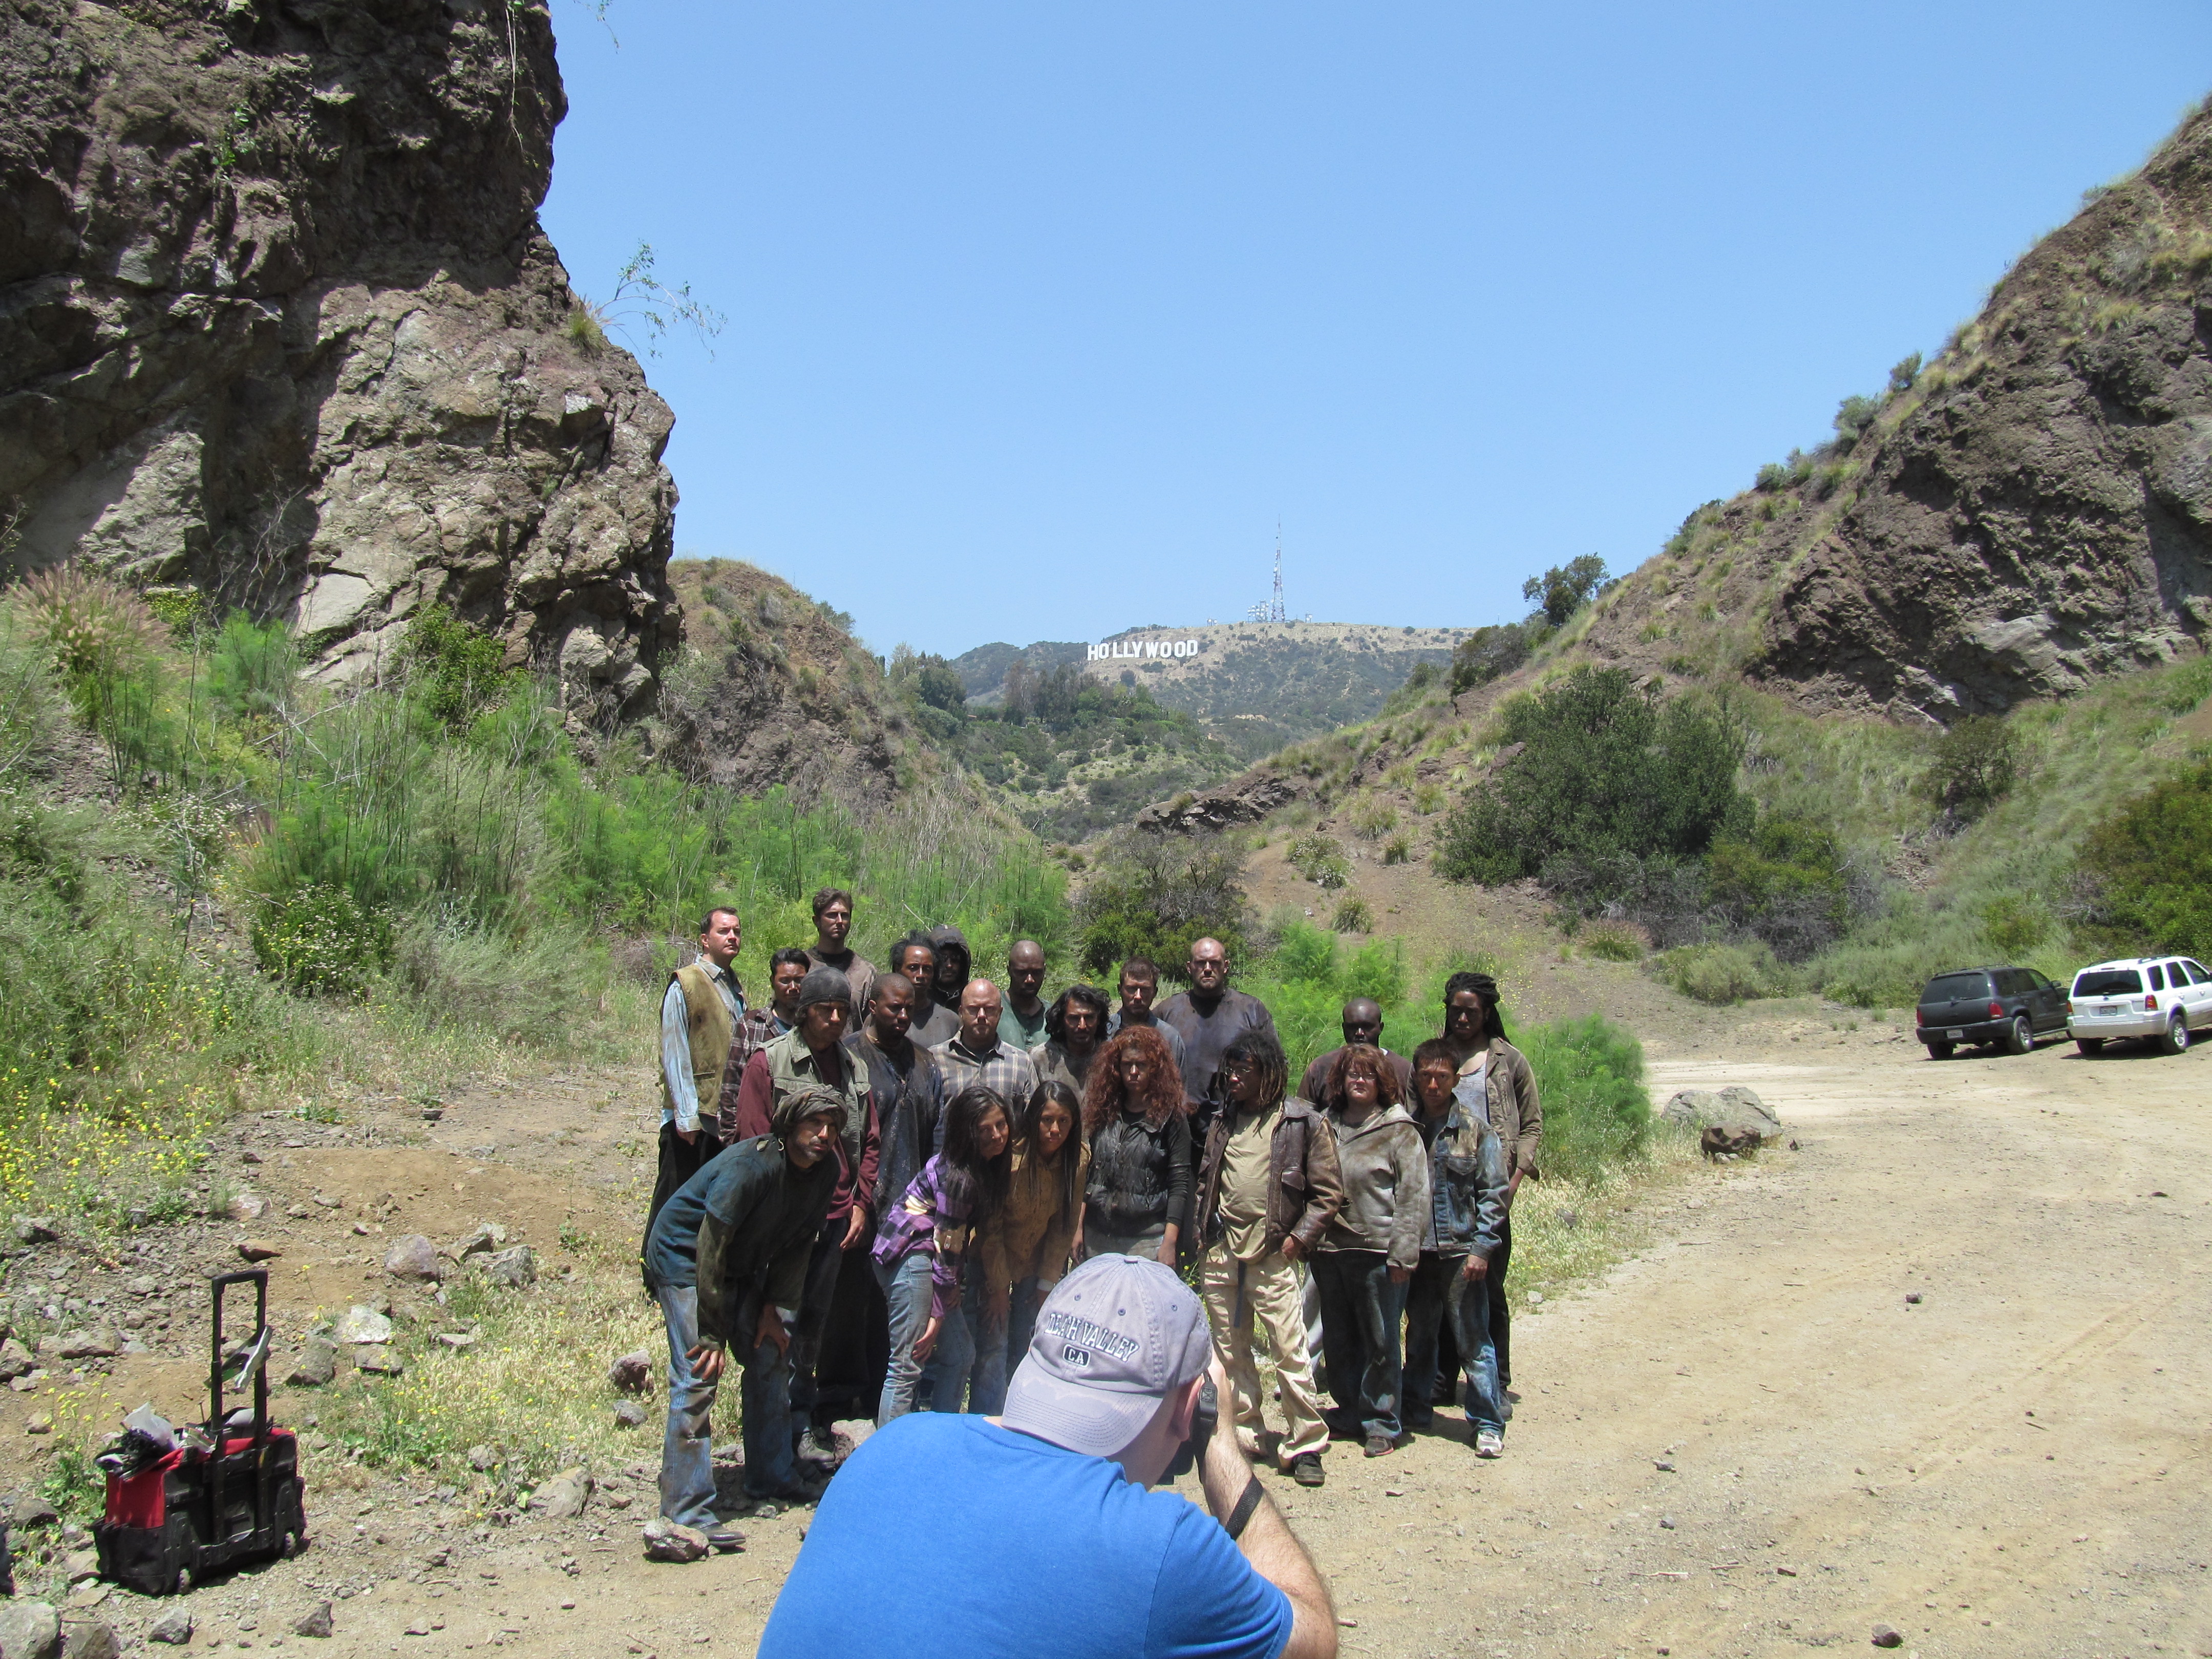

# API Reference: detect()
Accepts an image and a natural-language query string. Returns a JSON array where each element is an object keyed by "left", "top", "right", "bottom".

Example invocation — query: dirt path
[{"left": 8, "top": 1029, "right": 2207, "bottom": 1657}]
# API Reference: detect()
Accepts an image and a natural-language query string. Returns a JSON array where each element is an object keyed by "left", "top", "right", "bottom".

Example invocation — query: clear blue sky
[{"left": 541, "top": 2, "right": 2212, "bottom": 661}]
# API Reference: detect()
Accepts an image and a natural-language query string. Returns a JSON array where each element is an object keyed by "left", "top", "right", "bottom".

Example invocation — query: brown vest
[{"left": 662, "top": 963, "right": 737, "bottom": 1119}]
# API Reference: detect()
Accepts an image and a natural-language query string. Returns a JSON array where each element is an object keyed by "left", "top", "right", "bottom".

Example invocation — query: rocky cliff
[
  {"left": 0, "top": 0, "right": 676, "bottom": 721},
  {"left": 1567, "top": 99, "right": 2212, "bottom": 722}
]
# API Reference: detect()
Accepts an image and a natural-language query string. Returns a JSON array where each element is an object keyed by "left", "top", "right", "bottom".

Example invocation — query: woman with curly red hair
[{"left": 1079, "top": 1026, "right": 1190, "bottom": 1266}]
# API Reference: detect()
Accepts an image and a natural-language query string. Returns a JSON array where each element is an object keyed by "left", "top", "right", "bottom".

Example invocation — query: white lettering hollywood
[{"left": 1086, "top": 638, "right": 1202, "bottom": 662}]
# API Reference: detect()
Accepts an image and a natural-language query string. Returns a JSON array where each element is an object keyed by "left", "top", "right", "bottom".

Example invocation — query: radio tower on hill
[{"left": 1249, "top": 525, "right": 1288, "bottom": 623}]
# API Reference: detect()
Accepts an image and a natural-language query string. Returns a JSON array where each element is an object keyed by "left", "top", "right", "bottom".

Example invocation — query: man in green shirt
[{"left": 998, "top": 939, "right": 1050, "bottom": 1051}]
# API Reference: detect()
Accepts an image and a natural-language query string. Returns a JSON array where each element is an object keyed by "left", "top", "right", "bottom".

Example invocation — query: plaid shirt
[
  {"left": 929, "top": 1034, "right": 1039, "bottom": 1115},
  {"left": 714, "top": 1005, "right": 789, "bottom": 1143}
]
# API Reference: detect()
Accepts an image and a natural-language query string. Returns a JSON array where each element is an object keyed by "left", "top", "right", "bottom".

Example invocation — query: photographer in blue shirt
[{"left": 760, "top": 1253, "right": 1338, "bottom": 1659}]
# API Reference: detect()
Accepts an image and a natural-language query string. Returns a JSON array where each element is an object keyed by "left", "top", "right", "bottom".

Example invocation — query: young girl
[
  {"left": 873, "top": 1085, "right": 1013, "bottom": 1423},
  {"left": 969, "top": 1081, "right": 1091, "bottom": 1413}
]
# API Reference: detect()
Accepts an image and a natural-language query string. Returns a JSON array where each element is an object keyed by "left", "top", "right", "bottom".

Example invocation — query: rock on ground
[
  {"left": 477, "top": 1245, "right": 537, "bottom": 1288},
  {"left": 1663, "top": 1086, "right": 1783, "bottom": 1143},
  {"left": 145, "top": 1607, "right": 192, "bottom": 1645},
  {"left": 333, "top": 1306, "right": 394, "bottom": 1345},
  {"left": 58, "top": 1616, "right": 117, "bottom": 1659},
  {"left": 607, "top": 1350, "right": 655, "bottom": 1394},
  {"left": 0, "top": 1599, "right": 62, "bottom": 1659},
  {"left": 383, "top": 1236, "right": 443, "bottom": 1282},
  {"left": 285, "top": 1336, "right": 338, "bottom": 1387},
  {"left": 292, "top": 1601, "right": 333, "bottom": 1639},
  {"left": 533, "top": 1467, "right": 592, "bottom": 1519},
  {"left": 612, "top": 1400, "right": 648, "bottom": 1429},
  {"left": 641, "top": 1518, "right": 709, "bottom": 1564}
]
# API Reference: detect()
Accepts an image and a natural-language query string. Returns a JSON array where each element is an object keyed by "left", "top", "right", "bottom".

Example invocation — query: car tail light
[
  {"left": 1988, "top": 1001, "right": 2004, "bottom": 1020},
  {"left": 2066, "top": 1000, "right": 2075, "bottom": 1015},
  {"left": 1915, "top": 1006, "right": 1926, "bottom": 1025},
  {"left": 2145, "top": 994, "right": 2159, "bottom": 1011}
]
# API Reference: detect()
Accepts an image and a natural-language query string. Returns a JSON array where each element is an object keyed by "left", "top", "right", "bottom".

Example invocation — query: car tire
[
  {"left": 2157, "top": 1014, "right": 2190, "bottom": 1056},
  {"left": 2004, "top": 1015, "right": 2032, "bottom": 1055},
  {"left": 1925, "top": 1041, "right": 1953, "bottom": 1060},
  {"left": 2075, "top": 1037, "right": 2104, "bottom": 1055}
]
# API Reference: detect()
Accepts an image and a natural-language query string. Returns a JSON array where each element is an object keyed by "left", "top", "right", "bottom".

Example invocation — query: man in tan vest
[{"left": 646, "top": 907, "right": 747, "bottom": 1269}]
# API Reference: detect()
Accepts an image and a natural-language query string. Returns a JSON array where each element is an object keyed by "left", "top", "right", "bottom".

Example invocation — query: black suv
[{"left": 1916, "top": 966, "right": 2069, "bottom": 1058}]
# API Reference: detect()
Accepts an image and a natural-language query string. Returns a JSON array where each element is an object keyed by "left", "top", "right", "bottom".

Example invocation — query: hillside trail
[{"left": 6, "top": 1027, "right": 2206, "bottom": 1657}]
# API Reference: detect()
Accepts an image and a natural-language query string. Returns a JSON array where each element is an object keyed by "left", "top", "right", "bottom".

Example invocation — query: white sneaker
[{"left": 1475, "top": 1427, "right": 1504, "bottom": 1459}]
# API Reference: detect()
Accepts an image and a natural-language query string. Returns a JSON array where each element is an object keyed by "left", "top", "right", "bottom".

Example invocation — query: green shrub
[
  {"left": 1448, "top": 623, "right": 1538, "bottom": 694},
  {"left": 1705, "top": 813, "right": 1849, "bottom": 960},
  {"left": 1652, "top": 940, "right": 1791, "bottom": 1005},
  {"left": 2076, "top": 760, "right": 2212, "bottom": 953},
  {"left": 1436, "top": 667, "right": 1752, "bottom": 892},
  {"left": 206, "top": 613, "right": 297, "bottom": 723},
  {"left": 391, "top": 916, "right": 600, "bottom": 1043},
  {"left": 1381, "top": 833, "right": 1412, "bottom": 865},
  {"left": 1329, "top": 894, "right": 1373, "bottom": 933},
  {"left": 1286, "top": 831, "right": 1350, "bottom": 890},
  {"left": 402, "top": 605, "right": 522, "bottom": 730},
  {"left": 1349, "top": 798, "right": 1397, "bottom": 840},
  {"left": 1926, "top": 715, "right": 2021, "bottom": 819},
  {"left": 1980, "top": 893, "right": 2050, "bottom": 957},
  {"left": 1518, "top": 1014, "right": 1650, "bottom": 1182},
  {"left": 1075, "top": 830, "right": 1249, "bottom": 980},
  {"left": 1581, "top": 922, "right": 1644, "bottom": 962},
  {"left": 251, "top": 883, "right": 394, "bottom": 995},
  {"left": 1522, "top": 556, "right": 1612, "bottom": 627}
]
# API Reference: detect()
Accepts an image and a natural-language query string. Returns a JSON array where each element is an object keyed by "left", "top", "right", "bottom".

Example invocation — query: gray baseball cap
[{"left": 999, "top": 1254, "right": 1211, "bottom": 1458}]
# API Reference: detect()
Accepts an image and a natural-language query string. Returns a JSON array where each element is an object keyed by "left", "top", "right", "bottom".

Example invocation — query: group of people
[{"left": 638, "top": 890, "right": 1542, "bottom": 1557}]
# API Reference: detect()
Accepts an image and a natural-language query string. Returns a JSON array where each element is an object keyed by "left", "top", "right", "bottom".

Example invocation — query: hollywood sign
[{"left": 1087, "top": 637, "right": 1203, "bottom": 662}]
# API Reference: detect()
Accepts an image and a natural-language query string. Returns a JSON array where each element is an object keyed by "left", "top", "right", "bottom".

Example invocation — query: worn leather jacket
[{"left": 1194, "top": 1094, "right": 1347, "bottom": 1259}]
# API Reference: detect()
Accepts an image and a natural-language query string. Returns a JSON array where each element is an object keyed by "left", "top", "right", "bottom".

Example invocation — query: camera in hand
[{"left": 1163, "top": 1376, "right": 1218, "bottom": 1481}]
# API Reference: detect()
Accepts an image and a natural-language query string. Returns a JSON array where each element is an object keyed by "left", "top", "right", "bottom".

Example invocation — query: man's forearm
[{"left": 1199, "top": 1409, "right": 1337, "bottom": 1658}]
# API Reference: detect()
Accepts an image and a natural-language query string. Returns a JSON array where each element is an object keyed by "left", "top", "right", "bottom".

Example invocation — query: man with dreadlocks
[
  {"left": 1193, "top": 1029, "right": 1346, "bottom": 1488},
  {"left": 1441, "top": 970, "right": 1541, "bottom": 1406}
]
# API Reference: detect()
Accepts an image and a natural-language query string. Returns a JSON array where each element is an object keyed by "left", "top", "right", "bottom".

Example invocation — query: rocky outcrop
[
  {"left": 1134, "top": 771, "right": 1302, "bottom": 835},
  {"left": 1, "top": 0, "right": 677, "bottom": 721},
  {"left": 1564, "top": 99, "right": 2212, "bottom": 724}
]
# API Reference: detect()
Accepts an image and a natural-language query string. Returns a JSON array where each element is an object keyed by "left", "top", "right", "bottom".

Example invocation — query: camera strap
[{"left": 1223, "top": 1474, "right": 1265, "bottom": 1542}]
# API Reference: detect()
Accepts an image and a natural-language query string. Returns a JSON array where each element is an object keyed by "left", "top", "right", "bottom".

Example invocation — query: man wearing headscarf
[{"left": 644, "top": 1084, "right": 849, "bottom": 1544}]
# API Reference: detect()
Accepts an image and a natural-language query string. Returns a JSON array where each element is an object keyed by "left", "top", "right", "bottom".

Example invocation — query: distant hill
[{"left": 955, "top": 621, "right": 1468, "bottom": 759}]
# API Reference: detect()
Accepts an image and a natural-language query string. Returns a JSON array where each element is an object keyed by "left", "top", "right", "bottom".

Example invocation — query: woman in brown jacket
[{"left": 969, "top": 1081, "right": 1089, "bottom": 1414}]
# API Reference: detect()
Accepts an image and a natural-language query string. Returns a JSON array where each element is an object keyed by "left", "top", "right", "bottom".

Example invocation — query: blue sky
[{"left": 541, "top": 3, "right": 2212, "bottom": 661}]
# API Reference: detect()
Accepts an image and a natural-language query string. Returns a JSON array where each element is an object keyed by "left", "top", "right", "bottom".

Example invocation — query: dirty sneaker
[
  {"left": 1363, "top": 1433, "right": 1398, "bottom": 1458},
  {"left": 1288, "top": 1454, "right": 1326, "bottom": 1487},
  {"left": 1475, "top": 1427, "right": 1504, "bottom": 1459}
]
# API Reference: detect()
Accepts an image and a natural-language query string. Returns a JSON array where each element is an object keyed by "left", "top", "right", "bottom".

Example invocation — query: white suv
[{"left": 2067, "top": 956, "right": 2212, "bottom": 1055}]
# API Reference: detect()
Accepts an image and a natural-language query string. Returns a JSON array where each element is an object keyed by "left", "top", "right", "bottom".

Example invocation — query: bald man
[
  {"left": 930, "top": 977, "right": 1039, "bottom": 1109},
  {"left": 1298, "top": 998, "right": 1413, "bottom": 1111},
  {"left": 998, "top": 940, "right": 1050, "bottom": 1052}
]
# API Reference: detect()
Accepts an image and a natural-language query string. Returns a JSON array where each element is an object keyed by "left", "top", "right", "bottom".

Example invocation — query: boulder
[
  {"left": 12, "top": 1492, "right": 60, "bottom": 1528},
  {"left": 0, "top": 1338, "right": 33, "bottom": 1380},
  {"left": 383, "top": 1236, "right": 443, "bottom": 1282},
  {"left": 1662, "top": 1086, "right": 1783, "bottom": 1143},
  {"left": 533, "top": 1467, "right": 591, "bottom": 1519},
  {"left": 58, "top": 1617, "right": 117, "bottom": 1659},
  {"left": 0, "top": 1600, "right": 62, "bottom": 1659},
  {"left": 641, "top": 1517, "right": 709, "bottom": 1564},
  {"left": 607, "top": 1350, "right": 654, "bottom": 1395},
  {"left": 332, "top": 1306, "right": 394, "bottom": 1345},
  {"left": 145, "top": 1607, "right": 193, "bottom": 1646},
  {"left": 292, "top": 1601, "right": 334, "bottom": 1640},
  {"left": 477, "top": 1246, "right": 537, "bottom": 1289},
  {"left": 286, "top": 1337, "right": 339, "bottom": 1387}
]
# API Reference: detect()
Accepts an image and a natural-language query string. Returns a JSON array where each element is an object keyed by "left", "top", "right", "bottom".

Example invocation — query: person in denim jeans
[
  {"left": 873, "top": 1086, "right": 1013, "bottom": 1421},
  {"left": 1312, "top": 1046, "right": 1429, "bottom": 1459},
  {"left": 643, "top": 1086, "right": 847, "bottom": 1544},
  {"left": 1400, "top": 1039, "right": 1510, "bottom": 1456}
]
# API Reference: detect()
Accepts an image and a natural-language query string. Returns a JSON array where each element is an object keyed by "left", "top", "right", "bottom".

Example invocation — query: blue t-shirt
[{"left": 758, "top": 1415, "right": 1292, "bottom": 1659}]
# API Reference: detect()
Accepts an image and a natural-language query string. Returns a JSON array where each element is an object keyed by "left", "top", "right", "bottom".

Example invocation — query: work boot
[
  {"left": 1288, "top": 1454, "right": 1325, "bottom": 1487},
  {"left": 794, "top": 1427, "right": 839, "bottom": 1469}
]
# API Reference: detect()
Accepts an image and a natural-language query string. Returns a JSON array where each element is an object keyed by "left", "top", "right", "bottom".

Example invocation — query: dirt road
[{"left": 8, "top": 1028, "right": 2206, "bottom": 1657}]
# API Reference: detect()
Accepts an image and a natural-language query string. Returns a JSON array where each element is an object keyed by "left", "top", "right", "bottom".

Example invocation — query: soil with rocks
[{"left": 3, "top": 1006, "right": 2206, "bottom": 1657}]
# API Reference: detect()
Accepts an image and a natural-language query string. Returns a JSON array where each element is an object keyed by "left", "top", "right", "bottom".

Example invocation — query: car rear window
[
  {"left": 2073, "top": 969, "right": 2143, "bottom": 996},
  {"left": 1923, "top": 973, "right": 1991, "bottom": 1002}
]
